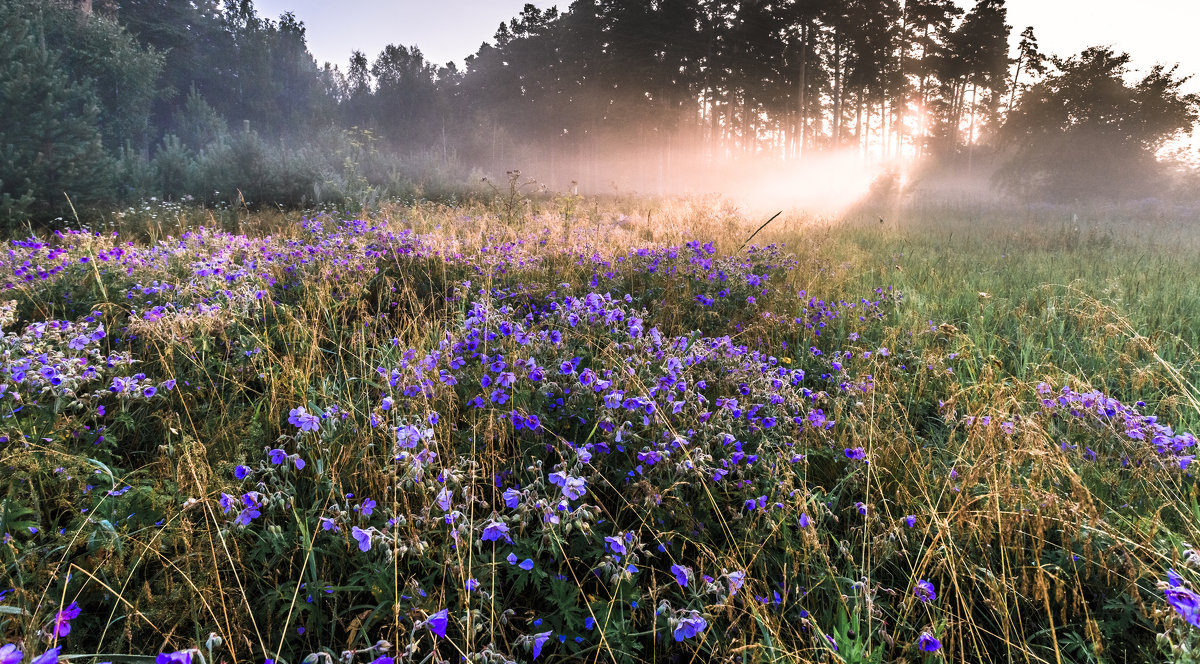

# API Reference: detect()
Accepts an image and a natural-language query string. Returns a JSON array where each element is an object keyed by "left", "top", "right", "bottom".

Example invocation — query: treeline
[{"left": 1, "top": 0, "right": 1198, "bottom": 226}]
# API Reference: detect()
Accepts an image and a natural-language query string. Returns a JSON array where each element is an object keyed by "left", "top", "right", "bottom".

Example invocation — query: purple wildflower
[
  {"left": 288, "top": 406, "right": 320, "bottom": 432},
  {"left": 671, "top": 564, "right": 690, "bottom": 587},
  {"left": 914, "top": 579, "right": 936, "bottom": 603},
  {"left": 51, "top": 601, "right": 81, "bottom": 637},
  {"left": 31, "top": 649, "right": 60, "bottom": 664},
  {"left": 1, "top": 644, "right": 23, "bottom": 664},
  {"left": 1166, "top": 587, "right": 1200, "bottom": 628},
  {"left": 532, "top": 631, "right": 552, "bottom": 659},
  {"left": 352, "top": 526, "right": 373, "bottom": 552},
  {"left": 481, "top": 520, "right": 510, "bottom": 543},
  {"left": 427, "top": 608, "right": 449, "bottom": 638},
  {"left": 673, "top": 612, "right": 707, "bottom": 641}
]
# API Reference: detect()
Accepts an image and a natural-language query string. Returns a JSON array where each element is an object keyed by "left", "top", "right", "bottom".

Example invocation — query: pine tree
[{"left": 0, "top": 8, "right": 114, "bottom": 225}]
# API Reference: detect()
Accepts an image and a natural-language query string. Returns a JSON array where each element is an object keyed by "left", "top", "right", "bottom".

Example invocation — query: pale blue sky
[{"left": 254, "top": 0, "right": 1200, "bottom": 89}]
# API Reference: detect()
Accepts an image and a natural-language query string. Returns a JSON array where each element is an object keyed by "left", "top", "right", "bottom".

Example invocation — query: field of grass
[{"left": 1, "top": 196, "right": 1199, "bottom": 664}]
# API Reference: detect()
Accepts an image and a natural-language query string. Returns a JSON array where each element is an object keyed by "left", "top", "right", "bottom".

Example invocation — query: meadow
[{"left": 1, "top": 194, "right": 1199, "bottom": 664}]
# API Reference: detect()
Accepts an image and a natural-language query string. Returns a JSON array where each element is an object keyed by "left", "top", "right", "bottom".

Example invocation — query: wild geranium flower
[
  {"left": 288, "top": 407, "right": 320, "bottom": 432},
  {"left": 905, "top": 515, "right": 917, "bottom": 527},
  {"left": 727, "top": 570, "right": 746, "bottom": 595},
  {"left": 519, "top": 558, "right": 535, "bottom": 571},
  {"left": 671, "top": 564, "right": 690, "bottom": 587},
  {"left": 481, "top": 520, "right": 510, "bottom": 543},
  {"left": 673, "top": 611, "right": 707, "bottom": 641},
  {"left": 427, "top": 608, "right": 449, "bottom": 638},
  {"left": 236, "top": 505, "right": 260, "bottom": 526},
  {"left": 51, "top": 601, "right": 81, "bottom": 637},
  {"left": 156, "top": 651, "right": 192, "bottom": 664},
  {"left": 1, "top": 644, "right": 23, "bottom": 664},
  {"left": 914, "top": 579, "right": 936, "bottom": 603},
  {"left": 532, "top": 631, "right": 552, "bottom": 659},
  {"left": 268, "top": 449, "right": 287, "bottom": 464},
  {"left": 1169, "top": 568, "right": 1185, "bottom": 588},
  {"left": 1165, "top": 587, "right": 1200, "bottom": 628},
  {"left": 604, "top": 536, "right": 627, "bottom": 555},
  {"left": 798, "top": 513, "right": 810, "bottom": 528},
  {"left": 352, "top": 526, "right": 373, "bottom": 552},
  {"left": 31, "top": 648, "right": 60, "bottom": 664},
  {"left": 234, "top": 465, "right": 251, "bottom": 479},
  {"left": 503, "top": 487, "right": 521, "bottom": 508},
  {"left": 361, "top": 498, "right": 377, "bottom": 516},
  {"left": 918, "top": 632, "right": 941, "bottom": 652}
]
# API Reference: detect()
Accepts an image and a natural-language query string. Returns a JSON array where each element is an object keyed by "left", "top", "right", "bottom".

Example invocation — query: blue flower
[
  {"left": 31, "top": 648, "right": 60, "bottom": 664},
  {"left": 236, "top": 506, "right": 260, "bottom": 526},
  {"left": 1, "top": 644, "right": 23, "bottom": 664},
  {"left": 481, "top": 520, "right": 510, "bottom": 543},
  {"left": 905, "top": 515, "right": 916, "bottom": 527},
  {"left": 671, "top": 564, "right": 690, "bottom": 587},
  {"left": 361, "top": 498, "right": 377, "bottom": 517},
  {"left": 51, "top": 600, "right": 81, "bottom": 638},
  {"left": 673, "top": 612, "right": 707, "bottom": 641},
  {"left": 914, "top": 579, "right": 936, "bottom": 603},
  {"left": 288, "top": 406, "right": 320, "bottom": 432},
  {"left": 427, "top": 608, "right": 449, "bottom": 638},
  {"left": 268, "top": 448, "right": 287, "bottom": 465},
  {"left": 604, "top": 536, "right": 627, "bottom": 555},
  {"left": 234, "top": 465, "right": 250, "bottom": 479},
  {"left": 532, "top": 631, "right": 552, "bottom": 659},
  {"left": 1169, "top": 568, "right": 1185, "bottom": 588},
  {"left": 918, "top": 632, "right": 941, "bottom": 652},
  {"left": 727, "top": 570, "right": 746, "bottom": 595},
  {"left": 503, "top": 487, "right": 521, "bottom": 508},
  {"left": 156, "top": 652, "right": 192, "bottom": 664},
  {"left": 1166, "top": 587, "right": 1200, "bottom": 628},
  {"left": 519, "top": 558, "right": 535, "bottom": 571},
  {"left": 352, "top": 526, "right": 373, "bottom": 552}
]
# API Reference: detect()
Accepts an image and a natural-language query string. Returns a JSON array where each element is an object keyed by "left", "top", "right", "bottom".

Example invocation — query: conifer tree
[{"left": 0, "top": 8, "right": 114, "bottom": 225}]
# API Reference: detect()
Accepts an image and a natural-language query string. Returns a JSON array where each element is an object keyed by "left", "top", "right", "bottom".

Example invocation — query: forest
[{"left": 1, "top": 0, "right": 1198, "bottom": 222}]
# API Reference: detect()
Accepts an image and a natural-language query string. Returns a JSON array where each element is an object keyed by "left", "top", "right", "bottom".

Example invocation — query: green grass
[{"left": 1, "top": 196, "right": 1199, "bottom": 664}]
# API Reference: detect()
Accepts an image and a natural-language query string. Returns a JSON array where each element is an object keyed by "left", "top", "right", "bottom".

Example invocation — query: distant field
[{"left": 2, "top": 197, "right": 1198, "bottom": 664}]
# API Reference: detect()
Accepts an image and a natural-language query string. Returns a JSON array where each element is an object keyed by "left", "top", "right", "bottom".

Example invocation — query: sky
[{"left": 254, "top": 0, "right": 1200, "bottom": 89}]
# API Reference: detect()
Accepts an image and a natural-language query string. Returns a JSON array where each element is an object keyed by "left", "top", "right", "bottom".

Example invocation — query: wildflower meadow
[{"left": 1, "top": 198, "right": 1199, "bottom": 664}]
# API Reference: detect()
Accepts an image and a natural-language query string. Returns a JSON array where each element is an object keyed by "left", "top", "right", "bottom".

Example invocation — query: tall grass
[{"left": 1, "top": 196, "right": 1198, "bottom": 664}]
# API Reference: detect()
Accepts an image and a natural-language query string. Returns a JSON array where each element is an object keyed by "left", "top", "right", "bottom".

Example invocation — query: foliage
[
  {"left": 0, "top": 6, "right": 114, "bottom": 227},
  {"left": 997, "top": 47, "right": 1200, "bottom": 201},
  {"left": 0, "top": 198, "right": 1198, "bottom": 664}
]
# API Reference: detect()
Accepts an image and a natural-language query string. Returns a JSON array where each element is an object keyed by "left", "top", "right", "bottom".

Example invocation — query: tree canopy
[
  {"left": 1, "top": 0, "right": 1198, "bottom": 224},
  {"left": 997, "top": 47, "right": 1199, "bottom": 200}
]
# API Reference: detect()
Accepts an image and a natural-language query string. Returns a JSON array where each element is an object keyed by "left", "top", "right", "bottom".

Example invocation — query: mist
[{"left": 2, "top": 0, "right": 1198, "bottom": 228}]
